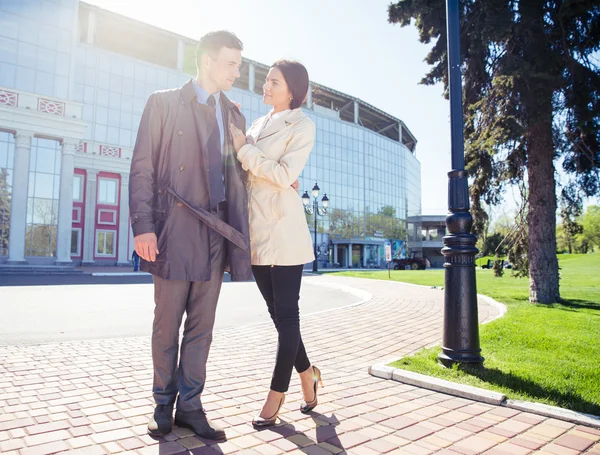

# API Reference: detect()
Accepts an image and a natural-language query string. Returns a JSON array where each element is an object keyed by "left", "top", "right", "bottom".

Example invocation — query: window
[
  {"left": 98, "top": 178, "right": 118, "bottom": 205},
  {"left": 0, "top": 132, "right": 15, "bottom": 256},
  {"left": 73, "top": 174, "right": 83, "bottom": 202},
  {"left": 70, "top": 229, "right": 81, "bottom": 256},
  {"left": 96, "top": 230, "right": 116, "bottom": 256},
  {"left": 26, "top": 138, "right": 61, "bottom": 257}
]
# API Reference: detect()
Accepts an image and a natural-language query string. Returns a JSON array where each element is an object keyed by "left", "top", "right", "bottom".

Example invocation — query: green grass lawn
[{"left": 333, "top": 254, "right": 600, "bottom": 415}]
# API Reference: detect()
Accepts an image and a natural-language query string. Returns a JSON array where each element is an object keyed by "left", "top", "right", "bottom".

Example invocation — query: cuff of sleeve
[
  {"left": 132, "top": 220, "right": 155, "bottom": 237},
  {"left": 237, "top": 143, "right": 254, "bottom": 164}
]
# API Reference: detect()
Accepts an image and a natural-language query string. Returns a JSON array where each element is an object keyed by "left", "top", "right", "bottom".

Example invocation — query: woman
[{"left": 230, "top": 60, "right": 322, "bottom": 427}]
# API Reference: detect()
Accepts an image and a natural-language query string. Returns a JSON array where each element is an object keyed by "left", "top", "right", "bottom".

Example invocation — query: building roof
[{"left": 79, "top": 1, "right": 417, "bottom": 152}]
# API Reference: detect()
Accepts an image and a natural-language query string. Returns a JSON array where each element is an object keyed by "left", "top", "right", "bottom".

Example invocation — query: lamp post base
[{"left": 439, "top": 170, "right": 484, "bottom": 369}]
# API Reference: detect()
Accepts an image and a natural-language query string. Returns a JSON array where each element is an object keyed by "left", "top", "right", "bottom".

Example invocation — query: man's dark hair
[
  {"left": 196, "top": 31, "right": 243, "bottom": 69},
  {"left": 271, "top": 60, "right": 310, "bottom": 110}
]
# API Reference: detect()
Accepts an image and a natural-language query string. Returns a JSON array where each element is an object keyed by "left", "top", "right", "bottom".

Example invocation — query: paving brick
[
  {"left": 395, "top": 424, "right": 436, "bottom": 441},
  {"left": 19, "top": 440, "right": 71, "bottom": 455},
  {"left": 90, "top": 428, "right": 136, "bottom": 444},
  {"left": 24, "top": 429, "right": 71, "bottom": 447},
  {"left": 0, "top": 417, "right": 36, "bottom": 432},
  {"left": 0, "top": 438, "right": 25, "bottom": 452},
  {"left": 2, "top": 276, "right": 598, "bottom": 455},
  {"left": 554, "top": 433, "right": 596, "bottom": 451},
  {"left": 25, "top": 421, "right": 70, "bottom": 436},
  {"left": 298, "top": 445, "right": 330, "bottom": 455},
  {"left": 379, "top": 415, "right": 418, "bottom": 431},
  {"left": 137, "top": 441, "right": 187, "bottom": 454},
  {"left": 451, "top": 435, "right": 498, "bottom": 454},
  {"left": 66, "top": 435, "right": 95, "bottom": 449},
  {"left": 364, "top": 437, "right": 400, "bottom": 453},
  {"left": 511, "top": 436, "right": 546, "bottom": 450},
  {"left": 576, "top": 425, "right": 600, "bottom": 437}
]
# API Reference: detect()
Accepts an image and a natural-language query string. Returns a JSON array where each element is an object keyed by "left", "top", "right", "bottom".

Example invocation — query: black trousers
[{"left": 252, "top": 265, "right": 311, "bottom": 393}]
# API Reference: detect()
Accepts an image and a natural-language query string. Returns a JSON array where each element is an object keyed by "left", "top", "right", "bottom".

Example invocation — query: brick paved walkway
[{"left": 1, "top": 275, "right": 598, "bottom": 455}]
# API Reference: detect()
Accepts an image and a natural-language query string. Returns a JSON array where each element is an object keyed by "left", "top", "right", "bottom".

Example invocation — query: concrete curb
[
  {"left": 369, "top": 362, "right": 600, "bottom": 429},
  {"left": 369, "top": 363, "right": 506, "bottom": 405},
  {"left": 367, "top": 283, "right": 599, "bottom": 429},
  {"left": 506, "top": 399, "right": 600, "bottom": 429}
]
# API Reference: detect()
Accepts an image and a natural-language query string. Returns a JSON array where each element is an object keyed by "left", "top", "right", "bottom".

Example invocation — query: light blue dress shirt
[{"left": 192, "top": 81, "right": 224, "bottom": 153}]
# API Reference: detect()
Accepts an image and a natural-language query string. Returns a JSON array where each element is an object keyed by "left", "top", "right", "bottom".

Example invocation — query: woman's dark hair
[{"left": 271, "top": 60, "right": 310, "bottom": 109}]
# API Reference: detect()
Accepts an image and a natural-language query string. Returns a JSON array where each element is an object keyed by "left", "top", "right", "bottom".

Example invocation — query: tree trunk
[
  {"left": 520, "top": 0, "right": 561, "bottom": 304},
  {"left": 527, "top": 119, "right": 560, "bottom": 303}
]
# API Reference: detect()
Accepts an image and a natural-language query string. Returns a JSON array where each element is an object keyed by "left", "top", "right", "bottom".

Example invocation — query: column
[
  {"left": 248, "top": 63, "right": 255, "bottom": 92},
  {"left": 55, "top": 139, "right": 77, "bottom": 264},
  {"left": 86, "top": 10, "right": 96, "bottom": 45},
  {"left": 354, "top": 101, "right": 360, "bottom": 124},
  {"left": 306, "top": 83, "right": 313, "bottom": 109},
  {"left": 7, "top": 131, "right": 34, "bottom": 264},
  {"left": 333, "top": 244, "right": 338, "bottom": 265},
  {"left": 82, "top": 169, "right": 98, "bottom": 265},
  {"left": 117, "top": 173, "right": 131, "bottom": 265},
  {"left": 348, "top": 243, "right": 353, "bottom": 268},
  {"left": 177, "top": 39, "right": 185, "bottom": 72},
  {"left": 129, "top": 226, "right": 134, "bottom": 262}
]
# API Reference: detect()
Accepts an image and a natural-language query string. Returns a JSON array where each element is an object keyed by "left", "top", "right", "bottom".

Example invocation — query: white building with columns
[{"left": 0, "top": 0, "right": 421, "bottom": 269}]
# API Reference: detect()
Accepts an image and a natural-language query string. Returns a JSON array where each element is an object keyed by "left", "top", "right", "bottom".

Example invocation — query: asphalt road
[{"left": 0, "top": 274, "right": 364, "bottom": 345}]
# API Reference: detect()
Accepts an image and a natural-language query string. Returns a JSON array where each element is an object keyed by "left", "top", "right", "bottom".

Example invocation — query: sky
[{"left": 86, "top": 0, "right": 597, "bottom": 219}]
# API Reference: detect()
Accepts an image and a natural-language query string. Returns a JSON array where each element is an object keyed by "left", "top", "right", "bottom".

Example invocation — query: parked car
[{"left": 392, "top": 252, "right": 427, "bottom": 270}]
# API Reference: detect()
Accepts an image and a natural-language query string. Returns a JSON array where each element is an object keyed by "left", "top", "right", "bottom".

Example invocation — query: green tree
[
  {"left": 481, "top": 232, "right": 507, "bottom": 257},
  {"left": 582, "top": 205, "right": 600, "bottom": 248},
  {"left": 329, "top": 208, "right": 359, "bottom": 239},
  {"left": 388, "top": 1, "right": 600, "bottom": 303},
  {"left": 0, "top": 168, "right": 11, "bottom": 256},
  {"left": 366, "top": 205, "right": 407, "bottom": 240}
]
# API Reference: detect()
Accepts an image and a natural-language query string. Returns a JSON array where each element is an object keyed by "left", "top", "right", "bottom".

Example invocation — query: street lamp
[
  {"left": 302, "top": 182, "right": 329, "bottom": 273},
  {"left": 438, "top": 0, "right": 483, "bottom": 368}
]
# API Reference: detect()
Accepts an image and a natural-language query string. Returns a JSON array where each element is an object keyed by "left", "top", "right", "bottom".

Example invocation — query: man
[
  {"left": 129, "top": 31, "right": 252, "bottom": 440},
  {"left": 131, "top": 250, "right": 139, "bottom": 272}
]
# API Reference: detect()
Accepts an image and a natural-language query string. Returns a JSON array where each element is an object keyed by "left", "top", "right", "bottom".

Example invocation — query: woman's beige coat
[{"left": 236, "top": 108, "right": 316, "bottom": 266}]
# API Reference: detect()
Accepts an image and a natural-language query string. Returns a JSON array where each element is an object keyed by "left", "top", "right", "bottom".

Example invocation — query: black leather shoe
[
  {"left": 147, "top": 403, "right": 174, "bottom": 436},
  {"left": 175, "top": 409, "right": 226, "bottom": 440}
]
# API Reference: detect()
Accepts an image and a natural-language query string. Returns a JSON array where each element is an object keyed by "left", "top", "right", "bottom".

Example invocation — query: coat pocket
[{"left": 277, "top": 189, "right": 302, "bottom": 219}]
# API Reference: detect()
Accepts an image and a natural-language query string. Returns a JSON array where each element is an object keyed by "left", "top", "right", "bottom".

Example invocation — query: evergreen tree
[{"left": 389, "top": 0, "right": 600, "bottom": 303}]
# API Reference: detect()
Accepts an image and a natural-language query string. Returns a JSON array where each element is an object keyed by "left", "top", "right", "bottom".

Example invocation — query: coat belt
[{"left": 166, "top": 187, "right": 249, "bottom": 252}]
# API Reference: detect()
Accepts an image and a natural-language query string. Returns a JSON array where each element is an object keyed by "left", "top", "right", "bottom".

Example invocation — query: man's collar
[
  {"left": 192, "top": 80, "right": 221, "bottom": 105},
  {"left": 181, "top": 79, "right": 239, "bottom": 114}
]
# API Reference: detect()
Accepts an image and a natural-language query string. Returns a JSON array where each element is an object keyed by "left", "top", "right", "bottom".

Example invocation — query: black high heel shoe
[
  {"left": 252, "top": 394, "right": 285, "bottom": 428},
  {"left": 300, "top": 366, "right": 323, "bottom": 414}
]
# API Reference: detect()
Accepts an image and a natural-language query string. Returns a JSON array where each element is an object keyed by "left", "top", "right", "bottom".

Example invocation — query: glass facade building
[{"left": 0, "top": 0, "right": 421, "bottom": 268}]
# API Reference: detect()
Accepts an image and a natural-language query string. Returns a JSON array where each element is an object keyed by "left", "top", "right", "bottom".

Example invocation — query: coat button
[
  {"left": 179, "top": 165, "right": 184, "bottom": 171},
  {"left": 177, "top": 202, "right": 183, "bottom": 208},
  {"left": 177, "top": 130, "right": 183, "bottom": 136}
]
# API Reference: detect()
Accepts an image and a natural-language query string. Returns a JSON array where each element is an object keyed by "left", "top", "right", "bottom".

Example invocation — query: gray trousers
[{"left": 151, "top": 225, "right": 226, "bottom": 412}]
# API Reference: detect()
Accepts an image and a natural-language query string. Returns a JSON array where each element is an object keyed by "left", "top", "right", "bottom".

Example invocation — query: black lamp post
[
  {"left": 438, "top": 0, "right": 484, "bottom": 368},
  {"left": 302, "top": 182, "right": 329, "bottom": 273}
]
